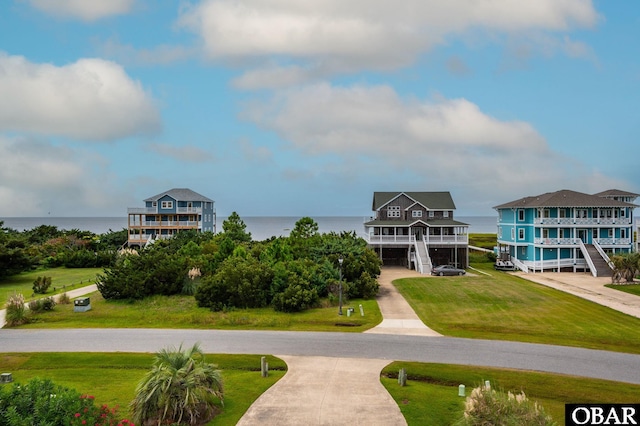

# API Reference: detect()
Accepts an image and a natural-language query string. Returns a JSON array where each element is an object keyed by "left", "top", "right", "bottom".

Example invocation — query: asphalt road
[{"left": 2, "top": 328, "right": 639, "bottom": 385}]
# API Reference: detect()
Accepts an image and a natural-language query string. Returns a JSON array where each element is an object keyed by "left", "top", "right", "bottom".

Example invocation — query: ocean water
[{"left": 0, "top": 215, "right": 497, "bottom": 240}]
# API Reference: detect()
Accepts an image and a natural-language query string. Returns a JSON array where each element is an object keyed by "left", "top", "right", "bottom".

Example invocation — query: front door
[
  {"left": 578, "top": 229, "right": 587, "bottom": 243},
  {"left": 413, "top": 227, "right": 422, "bottom": 241}
]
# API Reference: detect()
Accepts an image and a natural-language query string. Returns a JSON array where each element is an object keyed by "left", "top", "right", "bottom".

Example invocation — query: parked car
[{"left": 431, "top": 265, "right": 466, "bottom": 276}]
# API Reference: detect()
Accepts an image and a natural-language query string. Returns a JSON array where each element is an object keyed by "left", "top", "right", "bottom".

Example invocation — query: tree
[
  {"left": 131, "top": 343, "right": 223, "bottom": 426},
  {"left": 222, "top": 212, "right": 251, "bottom": 242},
  {"left": 290, "top": 217, "right": 319, "bottom": 240},
  {"left": 611, "top": 252, "right": 640, "bottom": 283}
]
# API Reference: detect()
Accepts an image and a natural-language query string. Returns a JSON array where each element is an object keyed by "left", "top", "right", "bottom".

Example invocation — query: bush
[
  {"left": 0, "top": 377, "right": 127, "bottom": 426},
  {"left": 348, "top": 271, "right": 379, "bottom": 299},
  {"left": 4, "top": 292, "right": 28, "bottom": 327},
  {"left": 58, "top": 292, "right": 71, "bottom": 304},
  {"left": 28, "top": 297, "right": 56, "bottom": 313},
  {"left": 272, "top": 274, "right": 319, "bottom": 312},
  {"left": 457, "top": 385, "right": 556, "bottom": 426},
  {"left": 32, "top": 276, "right": 52, "bottom": 294}
]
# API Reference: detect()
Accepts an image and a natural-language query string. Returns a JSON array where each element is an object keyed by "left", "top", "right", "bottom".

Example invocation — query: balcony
[
  {"left": 534, "top": 238, "right": 631, "bottom": 246},
  {"left": 533, "top": 217, "right": 631, "bottom": 226},
  {"left": 365, "top": 234, "right": 468, "bottom": 245},
  {"left": 127, "top": 207, "right": 203, "bottom": 214}
]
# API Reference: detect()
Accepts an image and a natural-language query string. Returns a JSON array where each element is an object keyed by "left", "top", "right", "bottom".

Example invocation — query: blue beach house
[
  {"left": 127, "top": 188, "right": 215, "bottom": 247},
  {"left": 494, "top": 189, "right": 638, "bottom": 276}
]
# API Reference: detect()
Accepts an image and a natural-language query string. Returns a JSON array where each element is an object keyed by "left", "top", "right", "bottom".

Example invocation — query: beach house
[
  {"left": 127, "top": 188, "right": 215, "bottom": 247},
  {"left": 364, "top": 191, "right": 469, "bottom": 274},
  {"left": 494, "top": 189, "right": 638, "bottom": 276}
]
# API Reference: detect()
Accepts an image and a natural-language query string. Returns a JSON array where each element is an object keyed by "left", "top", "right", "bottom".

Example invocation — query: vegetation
[
  {"left": 0, "top": 221, "right": 126, "bottom": 280},
  {"left": 32, "top": 276, "right": 52, "bottom": 294},
  {"left": 468, "top": 233, "right": 496, "bottom": 250},
  {"left": 1, "top": 352, "right": 285, "bottom": 426},
  {"left": 0, "top": 267, "right": 102, "bottom": 303},
  {"left": 457, "top": 385, "right": 555, "bottom": 425},
  {"left": 381, "top": 362, "right": 640, "bottom": 425},
  {"left": 4, "top": 292, "right": 28, "bottom": 327},
  {"left": 0, "top": 377, "right": 130, "bottom": 426},
  {"left": 394, "top": 263, "right": 640, "bottom": 354},
  {"left": 131, "top": 344, "right": 223, "bottom": 426},
  {"left": 20, "top": 291, "right": 381, "bottom": 331},
  {"left": 610, "top": 252, "right": 639, "bottom": 283},
  {"left": 94, "top": 216, "right": 381, "bottom": 315}
]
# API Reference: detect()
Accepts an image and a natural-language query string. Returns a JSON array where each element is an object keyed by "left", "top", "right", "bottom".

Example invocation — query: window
[
  {"left": 608, "top": 229, "right": 613, "bottom": 238},
  {"left": 577, "top": 209, "right": 587, "bottom": 218},
  {"left": 428, "top": 211, "right": 435, "bottom": 218},
  {"left": 518, "top": 228, "right": 525, "bottom": 240},
  {"left": 543, "top": 209, "right": 550, "bottom": 218},
  {"left": 443, "top": 211, "right": 449, "bottom": 218},
  {"left": 518, "top": 209, "right": 525, "bottom": 221},
  {"left": 542, "top": 229, "right": 549, "bottom": 239},
  {"left": 621, "top": 229, "right": 627, "bottom": 239},
  {"left": 559, "top": 229, "right": 565, "bottom": 239},
  {"left": 161, "top": 201, "right": 173, "bottom": 209},
  {"left": 559, "top": 209, "right": 566, "bottom": 218},
  {"left": 388, "top": 206, "right": 400, "bottom": 218},
  {"left": 152, "top": 201, "right": 157, "bottom": 207},
  {"left": 412, "top": 210, "right": 422, "bottom": 218},
  {"left": 511, "top": 229, "right": 515, "bottom": 240}
]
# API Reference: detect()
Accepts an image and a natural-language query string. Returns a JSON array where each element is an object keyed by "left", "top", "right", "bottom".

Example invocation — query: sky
[{"left": 0, "top": 0, "right": 638, "bottom": 218}]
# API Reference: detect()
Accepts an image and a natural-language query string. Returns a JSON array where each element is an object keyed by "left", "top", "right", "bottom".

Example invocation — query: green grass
[
  {"left": 468, "top": 233, "right": 497, "bottom": 250},
  {"left": 381, "top": 362, "right": 640, "bottom": 426},
  {"left": 394, "top": 263, "right": 640, "bottom": 354},
  {"left": 0, "top": 268, "right": 102, "bottom": 303},
  {"left": 606, "top": 283, "right": 640, "bottom": 297},
  {"left": 20, "top": 291, "right": 383, "bottom": 332},
  {"left": 0, "top": 352, "right": 286, "bottom": 426}
]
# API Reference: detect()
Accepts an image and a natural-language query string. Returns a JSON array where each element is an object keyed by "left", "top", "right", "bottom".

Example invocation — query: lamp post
[{"left": 338, "top": 257, "right": 344, "bottom": 315}]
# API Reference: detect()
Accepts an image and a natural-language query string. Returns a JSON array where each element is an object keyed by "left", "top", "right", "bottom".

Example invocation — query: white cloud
[
  {"left": 27, "top": 0, "right": 134, "bottom": 21},
  {"left": 242, "top": 83, "right": 624, "bottom": 211},
  {"left": 0, "top": 53, "right": 161, "bottom": 141},
  {"left": 179, "top": 0, "right": 599, "bottom": 87},
  {"left": 0, "top": 136, "right": 130, "bottom": 216}
]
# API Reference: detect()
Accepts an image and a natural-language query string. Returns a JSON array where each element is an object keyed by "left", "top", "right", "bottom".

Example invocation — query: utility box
[
  {"left": 0, "top": 373, "right": 13, "bottom": 383},
  {"left": 74, "top": 297, "right": 91, "bottom": 313}
]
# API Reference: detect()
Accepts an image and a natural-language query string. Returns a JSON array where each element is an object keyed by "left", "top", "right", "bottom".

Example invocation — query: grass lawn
[
  {"left": 381, "top": 362, "right": 640, "bottom": 426},
  {"left": 606, "top": 283, "right": 640, "bottom": 297},
  {"left": 394, "top": 263, "right": 640, "bottom": 354},
  {"left": 468, "top": 233, "right": 497, "bottom": 250},
  {"left": 0, "top": 267, "right": 102, "bottom": 302},
  {"left": 0, "top": 352, "right": 286, "bottom": 426},
  {"left": 20, "top": 291, "right": 382, "bottom": 332}
]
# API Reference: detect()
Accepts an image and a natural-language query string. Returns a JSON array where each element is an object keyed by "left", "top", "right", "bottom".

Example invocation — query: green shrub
[
  {"left": 28, "top": 297, "right": 56, "bottom": 313},
  {"left": 0, "top": 377, "right": 126, "bottom": 426},
  {"left": 348, "top": 271, "right": 379, "bottom": 299},
  {"left": 272, "top": 275, "right": 319, "bottom": 312},
  {"left": 457, "top": 385, "right": 556, "bottom": 426},
  {"left": 32, "top": 276, "right": 52, "bottom": 294},
  {"left": 57, "top": 292, "right": 71, "bottom": 304},
  {"left": 4, "top": 292, "right": 28, "bottom": 327}
]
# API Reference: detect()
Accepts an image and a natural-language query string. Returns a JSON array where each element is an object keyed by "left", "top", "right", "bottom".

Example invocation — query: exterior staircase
[
  {"left": 414, "top": 239, "right": 432, "bottom": 274},
  {"left": 583, "top": 244, "right": 613, "bottom": 277}
]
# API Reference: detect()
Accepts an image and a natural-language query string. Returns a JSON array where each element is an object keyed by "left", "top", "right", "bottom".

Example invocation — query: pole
[{"left": 338, "top": 257, "right": 343, "bottom": 315}]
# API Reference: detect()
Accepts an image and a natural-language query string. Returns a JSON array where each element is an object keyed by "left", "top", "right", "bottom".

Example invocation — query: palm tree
[
  {"left": 611, "top": 252, "right": 640, "bottom": 284},
  {"left": 130, "top": 343, "right": 223, "bottom": 425}
]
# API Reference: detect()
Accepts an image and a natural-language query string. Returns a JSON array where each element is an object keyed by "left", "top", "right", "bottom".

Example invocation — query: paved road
[{"left": 2, "top": 328, "right": 640, "bottom": 385}]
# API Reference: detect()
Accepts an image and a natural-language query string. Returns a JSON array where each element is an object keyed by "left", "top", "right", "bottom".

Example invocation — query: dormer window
[
  {"left": 412, "top": 210, "right": 422, "bottom": 218},
  {"left": 388, "top": 206, "right": 400, "bottom": 218}
]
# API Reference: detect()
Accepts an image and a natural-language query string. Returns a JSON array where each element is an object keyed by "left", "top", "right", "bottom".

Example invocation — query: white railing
[
  {"left": 593, "top": 240, "right": 615, "bottom": 270},
  {"left": 140, "top": 221, "right": 199, "bottom": 227},
  {"left": 414, "top": 241, "right": 424, "bottom": 274},
  {"left": 367, "top": 235, "right": 415, "bottom": 244},
  {"left": 527, "top": 258, "right": 588, "bottom": 272},
  {"left": 424, "top": 235, "right": 468, "bottom": 244},
  {"left": 534, "top": 217, "right": 631, "bottom": 226},
  {"left": 595, "top": 238, "right": 631, "bottom": 245},
  {"left": 511, "top": 257, "right": 528, "bottom": 273},
  {"left": 578, "top": 239, "right": 598, "bottom": 277},
  {"left": 177, "top": 207, "right": 202, "bottom": 213}
]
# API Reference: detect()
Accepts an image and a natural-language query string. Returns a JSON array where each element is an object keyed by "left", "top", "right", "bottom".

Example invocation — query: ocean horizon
[{"left": 0, "top": 215, "right": 498, "bottom": 240}]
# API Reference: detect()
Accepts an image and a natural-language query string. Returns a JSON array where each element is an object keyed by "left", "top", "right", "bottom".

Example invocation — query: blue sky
[{"left": 0, "top": 0, "right": 638, "bottom": 218}]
